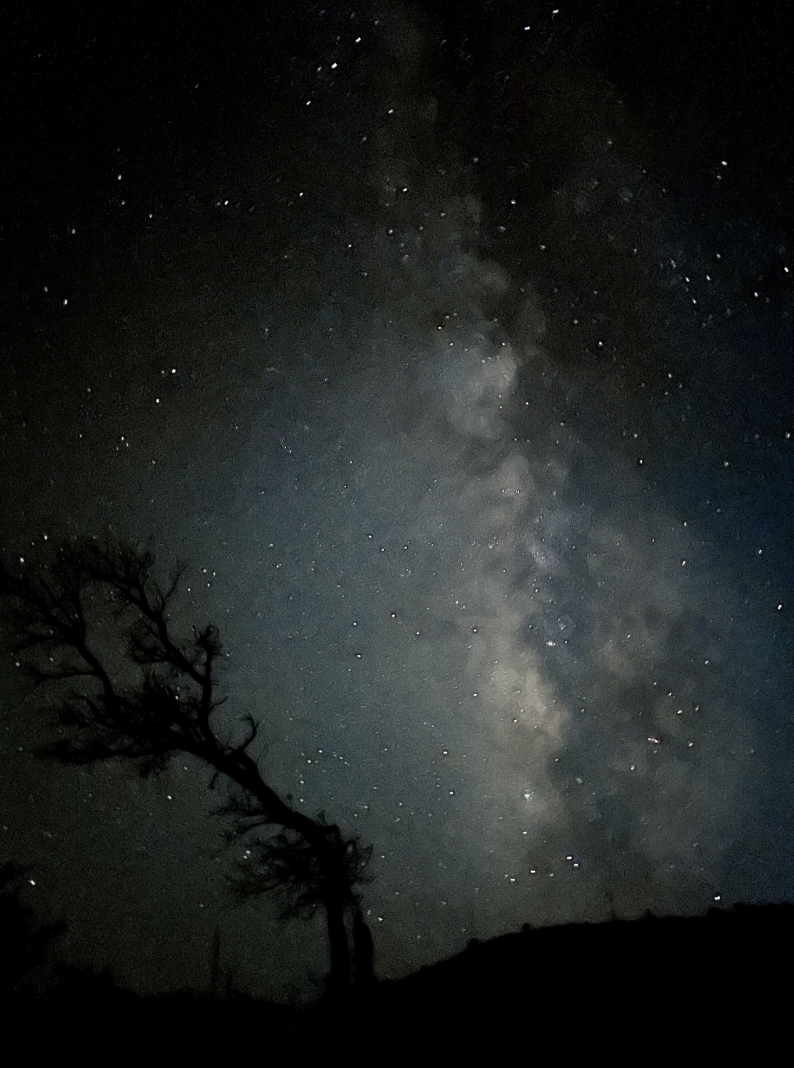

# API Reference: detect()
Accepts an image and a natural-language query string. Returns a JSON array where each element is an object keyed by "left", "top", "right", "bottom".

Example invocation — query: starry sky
[{"left": 1, "top": 1, "right": 793, "bottom": 1002}]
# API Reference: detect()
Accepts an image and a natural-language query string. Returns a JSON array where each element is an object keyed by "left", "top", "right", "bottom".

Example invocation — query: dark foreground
[{"left": 12, "top": 904, "right": 790, "bottom": 1052}]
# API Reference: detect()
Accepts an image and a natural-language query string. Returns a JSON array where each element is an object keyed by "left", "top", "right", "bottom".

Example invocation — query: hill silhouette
[
  {"left": 8, "top": 903, "right": 790, "bottom": 1051},
  {"left": 325, "top": 902, "right": 792, "bottom": 1047}
]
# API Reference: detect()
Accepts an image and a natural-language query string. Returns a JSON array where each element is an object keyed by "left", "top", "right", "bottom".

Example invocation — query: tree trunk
[
  {"left": 352, "top": 904, "right": 375, "bottom": 989},
  {"left": 324, "top": 889, "right": 353, "bottom": 996}
]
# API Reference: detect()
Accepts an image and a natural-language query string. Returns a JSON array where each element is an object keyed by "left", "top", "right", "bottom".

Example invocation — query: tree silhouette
[
  {"left": 0, "top": 862, "right": 66, "bottom": 999},
  {"left": 0, "top": 537, "right": 374, "bottom": 999}
]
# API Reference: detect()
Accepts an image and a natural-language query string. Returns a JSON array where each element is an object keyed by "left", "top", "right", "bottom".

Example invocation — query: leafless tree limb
[{"left": 0, "top": 537, "right": 375, "bottom": 996}]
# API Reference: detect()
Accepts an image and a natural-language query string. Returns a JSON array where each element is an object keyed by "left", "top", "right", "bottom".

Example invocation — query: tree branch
[{"left": 1, "top": 536, "right": 375, "bottom": 990}]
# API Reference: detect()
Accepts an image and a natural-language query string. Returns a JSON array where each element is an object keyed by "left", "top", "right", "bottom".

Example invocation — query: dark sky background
[{"left": 1, "top": 0, "right": 793, "bottom": 1002}]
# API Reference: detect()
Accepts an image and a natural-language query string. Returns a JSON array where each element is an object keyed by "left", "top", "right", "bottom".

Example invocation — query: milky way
[{"left": 1, "top": 2, "right": 791, "bottom": 999}]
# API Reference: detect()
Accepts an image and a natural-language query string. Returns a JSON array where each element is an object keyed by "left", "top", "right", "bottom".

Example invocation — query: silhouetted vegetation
[
  {"left": 2, "top": 875, "right": 788, "bottom": 1051},
  {"left": 0, "top": 862, "right": 65, "bottom": 999},
  {"left": 0, "top": 537, "right": 374, "bottom": 999}
]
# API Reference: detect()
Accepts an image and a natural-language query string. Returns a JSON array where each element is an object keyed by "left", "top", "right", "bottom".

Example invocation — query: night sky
[{"left": 2, "top": 1, "right": 793, "bottom": 1003}]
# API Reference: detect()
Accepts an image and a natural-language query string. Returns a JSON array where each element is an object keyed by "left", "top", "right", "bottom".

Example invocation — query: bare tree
[{"left": 0, "top": 537, "right": 374, "bottom": 999}]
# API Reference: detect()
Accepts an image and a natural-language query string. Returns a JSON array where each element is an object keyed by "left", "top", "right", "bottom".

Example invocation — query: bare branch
[{"left": 1, "top": 535, "right": 375, "bottom": 993}]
